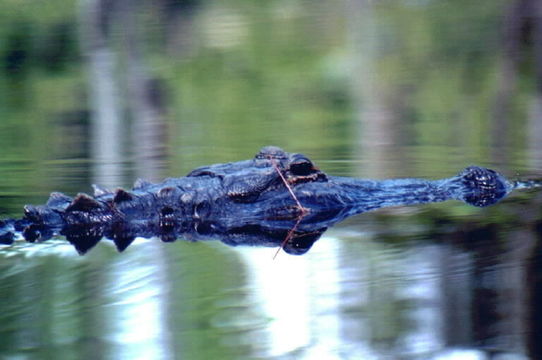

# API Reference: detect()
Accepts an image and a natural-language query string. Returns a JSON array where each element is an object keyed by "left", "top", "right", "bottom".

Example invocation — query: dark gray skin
[{"left": 0, "top": 146, "right": 514, "bottom": 254}]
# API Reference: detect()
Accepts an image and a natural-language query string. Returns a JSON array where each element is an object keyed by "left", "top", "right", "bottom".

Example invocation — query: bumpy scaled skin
[{"left": 0, "top": 146, "right": 514, "bottom": 255}]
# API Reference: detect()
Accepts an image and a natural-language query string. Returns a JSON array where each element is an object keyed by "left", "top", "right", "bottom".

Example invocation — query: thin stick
[
  {"left": 269, "top": 159, "right": 309, "bottom": 215},
  {"left": 273, "top": 215, "right": 303, "bottom": 259},
  {"left": 269, "top": 157, "right": 309, "bottom": 258}
]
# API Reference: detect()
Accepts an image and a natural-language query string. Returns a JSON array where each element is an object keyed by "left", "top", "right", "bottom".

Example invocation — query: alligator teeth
[{"left": 92, "top": 184, "right": 112, "bottom": 197}]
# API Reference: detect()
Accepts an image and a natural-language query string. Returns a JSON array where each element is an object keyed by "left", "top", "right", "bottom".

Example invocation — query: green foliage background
[{"left": 0, "top": 0, "right": 532, "bottom": 194}]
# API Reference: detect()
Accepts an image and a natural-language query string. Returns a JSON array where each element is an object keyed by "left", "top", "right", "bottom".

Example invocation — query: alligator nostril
[
  {"left": 160, "top": 206, "right": 174, "bottom": 217},
  {"left": 159, "top": 206, "right": 176, "bottom": 232},
  {"left": 193, "top": 201, "right": 210, "bottom": 219}
]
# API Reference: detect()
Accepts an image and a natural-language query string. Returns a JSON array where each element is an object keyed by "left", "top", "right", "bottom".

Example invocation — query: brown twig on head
[
  {"left": 268, "top": 157, "right": 309, "bottom": 258},
  {"left": 268, "top": 158, "right": 309, "bottom": 216}
]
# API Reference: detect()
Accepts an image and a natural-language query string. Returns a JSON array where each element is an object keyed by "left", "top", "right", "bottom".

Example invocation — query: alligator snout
[{"left": 459, "top": 166, "right": 511, "bottom": 207}]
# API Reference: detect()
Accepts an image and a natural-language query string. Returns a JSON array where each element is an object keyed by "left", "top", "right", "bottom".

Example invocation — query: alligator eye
[{"left": 289, "top": 156, "right": 314, "bottom": 176}]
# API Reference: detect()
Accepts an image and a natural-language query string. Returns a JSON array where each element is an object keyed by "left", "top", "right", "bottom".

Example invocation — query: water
[{"left": 1, "top": 0, "right": 542, "bottom": 359}]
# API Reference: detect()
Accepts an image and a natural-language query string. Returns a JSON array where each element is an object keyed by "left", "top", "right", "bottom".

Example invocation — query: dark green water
[{"left": 1, "top": 0, "right": 542, "bottom": 359}]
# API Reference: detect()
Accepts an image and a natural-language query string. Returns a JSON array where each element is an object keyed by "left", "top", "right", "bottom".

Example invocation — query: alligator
[{"left": 0, "top": 146, "right": 518, "bottom": 255}]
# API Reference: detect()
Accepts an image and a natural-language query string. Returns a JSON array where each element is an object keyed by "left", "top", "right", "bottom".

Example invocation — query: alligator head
[
  {"left": 182, "top": 146, "right": 514, "bottom": 236},
  {"left": 188, "top": 146, "right": 328, "bottom": 204}
]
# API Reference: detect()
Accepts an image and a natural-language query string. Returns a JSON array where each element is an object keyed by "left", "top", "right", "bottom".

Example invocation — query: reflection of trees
[
  {"left": 341, "top": 205, "right": 541, "bottom": 358},
  {"left": 527, "top": 221, "right": 542, "bottom": 359},
  {"left": 448, "top": 225, "right": 535, "bottom": 355}
]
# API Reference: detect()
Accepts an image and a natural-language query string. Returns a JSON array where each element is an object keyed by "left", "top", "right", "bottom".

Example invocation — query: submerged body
[{"left": 0, "top": 146, "right": 514, "bottom": 254}]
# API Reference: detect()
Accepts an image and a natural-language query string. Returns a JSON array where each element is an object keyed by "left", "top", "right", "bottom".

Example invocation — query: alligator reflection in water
[{"left": 0, "top": 146, "right": 526, "bottom": 255}]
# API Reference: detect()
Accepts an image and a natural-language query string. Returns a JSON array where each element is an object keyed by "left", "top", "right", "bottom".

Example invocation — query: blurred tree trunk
[
  {"left": 80, "top": 0, "right": 124, "bottom": 188},
  {"left": 528, "top": 0, "right": 542, "bottom": 169},
  {"left": 80, "top": 0, "right": 170, "bottom": 186},
  {"left": 492, "top": 0, "right": 542, "bottom": 167},
  {"left": 118, "top": 0, "right": 168, "bottom": 182},
  {"left": 347, "top": 0, "right": 408, "bottom": 178},
  {"left": 161, "top": 0, "right": 198, "bottom": 56}
]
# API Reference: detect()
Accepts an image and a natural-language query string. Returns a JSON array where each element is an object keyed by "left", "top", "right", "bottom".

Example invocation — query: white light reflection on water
[
  {"left": 432, "top": 349, "right": 488, "bottom": 360},
  {"left": 104, "top": 240, "right": 173, "bottom": 360},
  {"left": 239, "top": 236, "right": 343, "bottom": 358},
  {"left": 242, "top": 247, "right": 311, "bottom": 356},
  {"left": 1, "top": 239, "right": 79, "bottom": 258}
]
